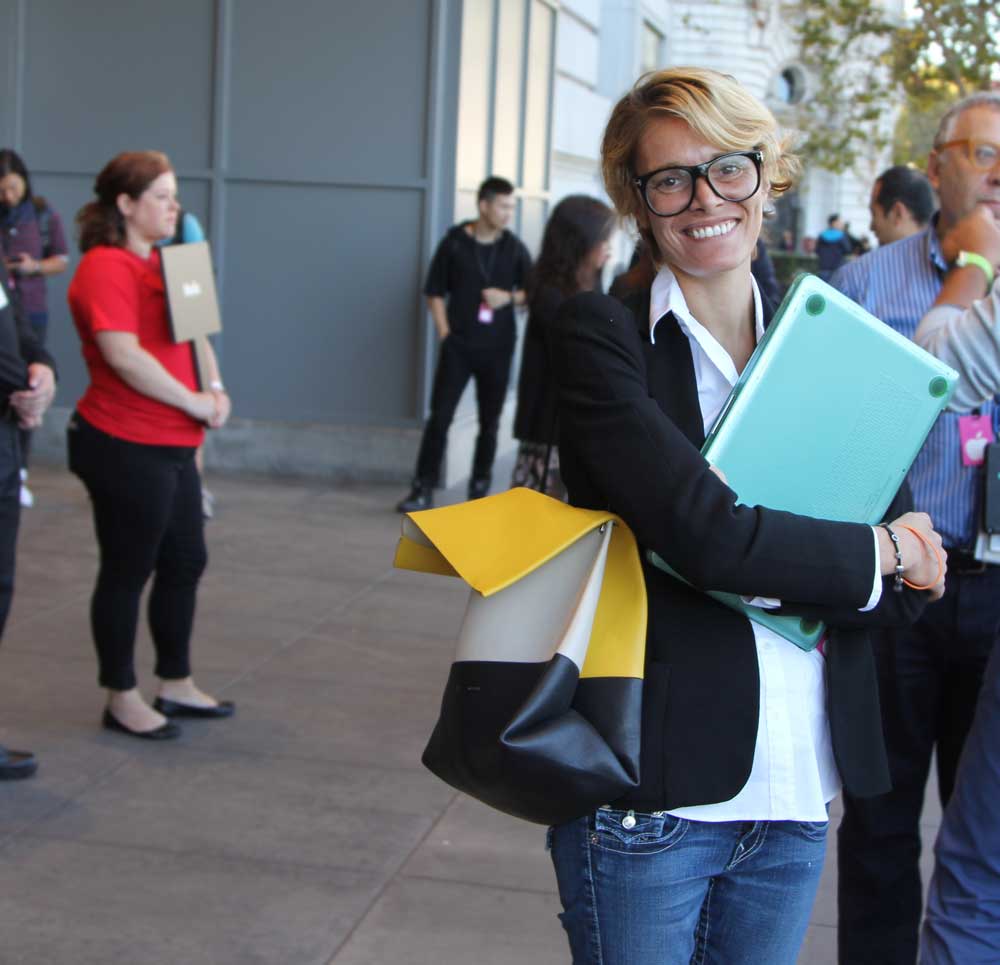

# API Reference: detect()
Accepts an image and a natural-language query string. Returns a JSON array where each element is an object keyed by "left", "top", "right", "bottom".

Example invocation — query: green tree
[{"left": 792, "top": 0, "right": 999, "bottom": 174}]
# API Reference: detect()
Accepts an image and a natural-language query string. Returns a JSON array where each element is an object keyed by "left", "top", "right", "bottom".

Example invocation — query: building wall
[
  {"left": 547, "top": 0, "right": 901, "bottom": 262},
  {"left": 3, "top": 0, "right": 464, "bottom": 482}
]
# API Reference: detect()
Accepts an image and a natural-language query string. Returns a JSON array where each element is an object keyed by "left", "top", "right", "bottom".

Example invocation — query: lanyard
[{"left": 473, "top": 239, "right": 500, "bottom": 286}]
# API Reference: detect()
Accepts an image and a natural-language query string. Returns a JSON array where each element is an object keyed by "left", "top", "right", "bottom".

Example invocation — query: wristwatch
[{"left": 956, "top": 250, "right": 996, "bottom": 287}]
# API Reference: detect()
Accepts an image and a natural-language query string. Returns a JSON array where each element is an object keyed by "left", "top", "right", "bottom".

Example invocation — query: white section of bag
[{"left": 454, "top": 522, "right": 613, "bottom": 670}]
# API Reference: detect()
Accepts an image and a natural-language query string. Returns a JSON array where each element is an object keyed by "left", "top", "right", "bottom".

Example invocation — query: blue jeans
[
  {"left": 921, "top": 640, "right": 1000, "bottom": 963},
  {"left": 549, "top": 807, "right": 827, "bottom": 965}
]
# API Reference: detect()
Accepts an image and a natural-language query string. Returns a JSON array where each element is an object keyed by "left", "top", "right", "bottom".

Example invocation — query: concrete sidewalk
[{"left": 0, "top": 467, "right": 940, "bottom": 964}]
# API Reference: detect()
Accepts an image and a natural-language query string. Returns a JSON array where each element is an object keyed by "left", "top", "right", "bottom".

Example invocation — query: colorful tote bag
[{"left": 394, "top": 487, "right": 647, "bottom": 825}]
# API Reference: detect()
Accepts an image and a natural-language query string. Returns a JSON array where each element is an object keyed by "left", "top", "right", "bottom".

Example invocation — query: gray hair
[{"left": 934, "top": 92, "right": 1000, "bottom": 147}]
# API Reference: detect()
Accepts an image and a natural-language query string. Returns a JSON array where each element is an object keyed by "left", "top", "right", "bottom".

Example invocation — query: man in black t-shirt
[{"left": 397, "top": 177, "right": 532, "bottom": 511}]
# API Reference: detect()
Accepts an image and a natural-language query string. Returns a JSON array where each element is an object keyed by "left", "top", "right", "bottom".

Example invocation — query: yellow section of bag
[{"left": 394, "top": 487, "right": 646, "bottom": 679}]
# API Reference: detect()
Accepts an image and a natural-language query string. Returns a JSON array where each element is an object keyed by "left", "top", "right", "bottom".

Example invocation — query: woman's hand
[
  {"left": 9, "top": 363, "right": 56, "bottom": 428},
  {"left": 185, "top": 390, "right": 218, "bottom": 424},
  {"left": 882, "top": 511, "right": 948, "bottom": 600},
  {"left": 208, "top": 389, "right": 231, "bottom": 429},
  {"left": 5, "top": 253, "right": 36, "bottom": 276}
]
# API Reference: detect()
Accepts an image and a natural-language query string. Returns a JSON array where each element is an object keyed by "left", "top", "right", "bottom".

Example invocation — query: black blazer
[
  {"left": 548, "top": 288, "right": 926, "bottom": 810},
  {"left": 513, "top": 284, "right": 563, "bottom": 445},
  {"left": 0, "top": 261, "right": 54, "bottom": 409}
]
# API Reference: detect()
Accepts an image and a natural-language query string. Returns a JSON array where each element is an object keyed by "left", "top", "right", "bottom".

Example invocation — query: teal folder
[{"left": 649, "top": 273, "right": 958, "bottom": 650}]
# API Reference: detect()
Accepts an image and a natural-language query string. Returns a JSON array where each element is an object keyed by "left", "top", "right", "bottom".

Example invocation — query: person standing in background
[
  {"left": 510, "top": 195, "right": 613, "bottom": 499},
  {"left": 833, "top": 92, "right": 1000, "bottom": 965},
  {"left": 397, "top": 177, "right": 532, "bottom": 512},
  {"left": 0, "top": 149, "right": 69, "bottom": 508},
  {"left": 815, "top": 213, "right": 854, "bottom": 280},
  {"left": 0, "top": 257, "right": 56, "bottom": 778},
  {"left": 869, "top": 165, "right": 935, "bottom": 247},
  {"left": 66, "top": 151, "right": 233, "bottom": 740},
  {"left": 911, "top": 203, "right": 1000, "bottom": 965}
]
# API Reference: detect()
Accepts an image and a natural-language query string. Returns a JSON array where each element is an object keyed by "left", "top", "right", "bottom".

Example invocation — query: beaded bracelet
[{"left": 879, "top": 522, "right": 905, "bottom": 593}]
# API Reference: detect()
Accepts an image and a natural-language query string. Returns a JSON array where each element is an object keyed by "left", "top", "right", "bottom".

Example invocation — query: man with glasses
[
  {"left": 831, "top": 92, "right": 1000, "bottom": 965},
  {"left": 397, "top": 177, "right": 531, "bottom": 512}
]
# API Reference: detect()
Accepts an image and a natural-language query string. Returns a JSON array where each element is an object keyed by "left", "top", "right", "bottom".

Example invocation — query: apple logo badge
[{"left": 966, "top": 435, "right": 989, "bottom": 464}]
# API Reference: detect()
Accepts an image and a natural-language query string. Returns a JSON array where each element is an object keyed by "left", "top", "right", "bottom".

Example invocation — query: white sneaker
[{"left": 19, "top": 470, "right": 33, "bottom": 509}]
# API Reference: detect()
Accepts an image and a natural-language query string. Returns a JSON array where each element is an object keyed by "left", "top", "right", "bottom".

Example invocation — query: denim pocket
[
  {"left": 795, "top": 820, "right": 829, "bottom": 841},
  {"left": 591, "top": 808, "right": 688, "bottom": 855}
]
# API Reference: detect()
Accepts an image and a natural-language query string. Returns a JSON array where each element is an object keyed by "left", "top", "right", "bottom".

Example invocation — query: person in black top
[
  {"left": 543, "top": 66, "right": 945, "bottom": 965},
  {"left": 510, "top": 195, "right": 612, "bottom": 499},
  {"left": 0, "top": 258, "right": 56, "bottom": 779},
  {"left": 397, "top": 177, "right": 532, "bottom": 511}
]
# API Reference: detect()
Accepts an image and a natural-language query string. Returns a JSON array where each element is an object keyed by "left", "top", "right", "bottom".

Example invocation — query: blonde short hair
[{"left": 602, "top": 67, "right": 800, "bottom": 257}]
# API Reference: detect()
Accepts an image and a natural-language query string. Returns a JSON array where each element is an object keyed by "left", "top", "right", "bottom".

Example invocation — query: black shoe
[
  {"left": 102, "top": 709, "right": 182, "bottom": 741},
  {"left": 0, "top": 745, "right": 37, "bottom": 780},
  {"left": 468, "top": 476, "right": 491, "bottom": 500},
  {"left": 153, "top": 697, "right": 235, "bottom": 719},
  {"left": 396, "top": 482, "right": 434, "bottom": 513}
]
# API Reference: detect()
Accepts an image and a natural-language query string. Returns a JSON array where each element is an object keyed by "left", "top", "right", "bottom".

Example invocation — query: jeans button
[{"left": 622, "top": 811, "right": 636, "bottom": 830}]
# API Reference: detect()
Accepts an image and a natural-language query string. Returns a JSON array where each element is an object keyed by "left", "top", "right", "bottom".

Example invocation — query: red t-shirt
[{"left": 68, "top": 246, "right": 204, "bottom": 447}]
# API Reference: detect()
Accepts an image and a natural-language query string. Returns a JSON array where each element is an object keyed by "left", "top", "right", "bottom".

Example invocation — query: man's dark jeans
[
  {"left": 838, "top": 563, "right": 1000, "bottom": 964},
  {"left": 414, "top": 335, "right": 513, "bottom": 486}
]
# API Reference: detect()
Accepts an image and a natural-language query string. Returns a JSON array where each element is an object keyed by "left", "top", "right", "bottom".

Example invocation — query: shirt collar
[
  {"left": 648, "top": 264, "right": 764, "bottom": 369},
  {"left": 924, "top": 213, "right": 948, "bottom": 274}
]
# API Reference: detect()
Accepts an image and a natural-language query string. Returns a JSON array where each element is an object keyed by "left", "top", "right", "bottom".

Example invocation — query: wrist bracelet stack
[{"left": 880, "top": 522, "right": 905, "bottom": 593}]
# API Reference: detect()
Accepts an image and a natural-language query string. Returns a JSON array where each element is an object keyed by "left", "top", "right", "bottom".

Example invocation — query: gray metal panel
[
  {"left": 227, "top": 0, "right": 431, "bottom": 184},
  {"left": 0, "top": 1, "right": 17, "bottom": 145},
  {"left": 20, "top": 0, "right": 215, "bottom": 171},
  {"left": 29, "top": 173, "right": 89, "bottom": 406},
  {"left": 221, "top": 181, "right": 422, "bottom": 423}
]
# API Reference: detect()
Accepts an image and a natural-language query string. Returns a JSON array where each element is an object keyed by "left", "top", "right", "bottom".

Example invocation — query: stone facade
[{"left": 550, "top": 0, "right": 905, "bottom": 257}]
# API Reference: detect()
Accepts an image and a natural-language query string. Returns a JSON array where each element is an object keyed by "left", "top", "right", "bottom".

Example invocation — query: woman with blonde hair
[{"left": 545, "top": 67, "right": 945, "bottom": 964}]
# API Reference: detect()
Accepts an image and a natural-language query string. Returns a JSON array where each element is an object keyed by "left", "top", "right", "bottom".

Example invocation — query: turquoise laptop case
[{"left": 649, "top": 274, "right": 958, "bottom": 650}]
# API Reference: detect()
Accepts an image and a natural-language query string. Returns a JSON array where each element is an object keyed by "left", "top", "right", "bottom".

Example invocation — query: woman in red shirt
[{"left": 67, "top": 151, "right": 233, "bottom": 739}]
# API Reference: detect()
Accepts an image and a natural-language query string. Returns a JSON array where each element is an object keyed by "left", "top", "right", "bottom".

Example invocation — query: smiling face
[
  {"left": 928, "top": 105, "right": 1000, "bottom": 232},
  {"left": 118, "top": 170, "right": 179, "bottom": 245},
  {"left": 634, "top": 115, "right": 765, "bottom": 280}
]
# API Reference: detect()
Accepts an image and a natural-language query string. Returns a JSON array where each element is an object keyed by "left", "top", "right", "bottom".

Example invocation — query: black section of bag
[{"left": 422, "top": 654, "right": 642, "bottom": 826}]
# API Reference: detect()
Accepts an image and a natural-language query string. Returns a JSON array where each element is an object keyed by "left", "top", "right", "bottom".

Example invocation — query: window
[
  {"left": 772, "top": 65, "right": 807, "bottom": 106},
  {"left": 641, "top": 21, "right": 664, "bottom": 75}
]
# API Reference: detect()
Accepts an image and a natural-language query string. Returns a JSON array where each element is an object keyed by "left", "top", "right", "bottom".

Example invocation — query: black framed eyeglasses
[{"left": 633, "top": 150, "right": 764, "bottom": 217}]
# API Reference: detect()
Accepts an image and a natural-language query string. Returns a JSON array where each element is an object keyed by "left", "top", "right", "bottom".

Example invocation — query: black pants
[
  {"left": 67, "top": 413, "right": 207, "bottom": 691},
  {"left": 837, "top": 562, "right": 1000, "bottom": 964},
  {"left": 0, "top": 421, "right": 20, "bottom": 636},
  {"left": 413, "top": 335, "right": 514, "bottom": 486}
]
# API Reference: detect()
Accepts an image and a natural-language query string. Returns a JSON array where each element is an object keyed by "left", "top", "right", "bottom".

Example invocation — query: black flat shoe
[
  {"left": 0, "top": 744, "right": 38, "bottom": 780},
  {"left": 153, "top": 697, "right": 235, "bottom": 719},
  {"left": 102, "top": 709, "right": 181, "bottom": 740}
]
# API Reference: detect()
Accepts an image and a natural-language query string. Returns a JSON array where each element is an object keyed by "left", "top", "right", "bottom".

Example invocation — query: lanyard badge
[{"left": 959, "top": 413, "right": 995, "bottom": 466}]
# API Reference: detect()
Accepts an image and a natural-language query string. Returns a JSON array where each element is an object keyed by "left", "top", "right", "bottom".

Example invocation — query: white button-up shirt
[{"left": 649, "top": 265, "right": 880, "bottom": 822}]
